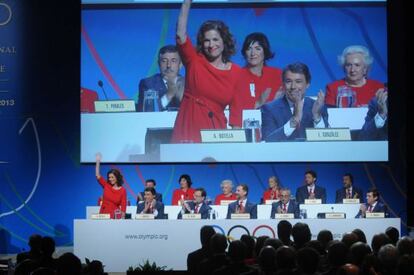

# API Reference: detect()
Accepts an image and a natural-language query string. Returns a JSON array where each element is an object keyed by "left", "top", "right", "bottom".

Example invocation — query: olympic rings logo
[
  {"left": 0, "top": 3, "right": 12, "bottom": 26},
  {"left": 212, "top": 224, "right": 276, "bottom": 241}
]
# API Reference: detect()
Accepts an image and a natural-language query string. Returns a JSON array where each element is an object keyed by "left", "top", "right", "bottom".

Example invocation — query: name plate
[
  {"left": 304, "top": 199, "right": 322, "bottom": 204},
  {"left": 90, "top": 213, "right": 111, "bottom": 220},
  {"left": 94, "top": 100, "right": 136, "bottom": 112},
  {"left": 265, "top": 199, "right": 279, "bottom": 205},
  {"left": 305, "top": 128, "right": 351, "bottom": 141},
  {"left": 275, "top": 213, "right": 294, "bottom": 219},
  {"left": 135, "top": 214, "right": 155, "bottom": 220},
  {"left": 325, "top": 212, "right": 346, "bottom": 219},
  {"left": 231, "top": 213, "right": 251, "bottom": 219},
  {"left": 200, "top": 129, "right": 247, "bottom": 143},
  {"left": 343, "top": 198, "right": 360, "bottom": 204},
  {"left": 182, "top": 213, "right": 201, "bottom": 220},
  {"left": 366, "top": 212, "right": 385, "bottom": 218},
  {"left": 220, "top": 200, "right": 236, "bottom": 206}
]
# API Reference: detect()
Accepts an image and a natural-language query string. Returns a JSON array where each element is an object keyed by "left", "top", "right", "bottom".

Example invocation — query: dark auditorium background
[{"left": 0, "top": 0, "right": 409, "bottom": 255}]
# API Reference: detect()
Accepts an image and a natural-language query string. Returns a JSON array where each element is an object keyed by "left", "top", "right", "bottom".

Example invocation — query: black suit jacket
[
  {"left": 335, "top": 186, "right": 363, "bottom": 203},
  {"left": 355, "top": 202, "right": 389, "bottom": 218},
  {"left": 136, "top": 201, "right": 165, "bottom": 219},
  {"left": 137, "top": 73, "right": 182, "bottom": 112},
  {"left": 296, "top": 185, "right": 327, "bottom": 204},
  {"left": 358, "top": 97, "right": 388, "bottom": 141},
  {"left": 187, "top": 247, "right": 210, "bottom": 275},
  {"left": 270, "top": 200, "right": 300, "bottom": 218},
  {"left": 226, "top": 200, "right": 257, "bottom": 219},
  {"left": 177, "top": 201, "right": 212, "bottom": 219}
]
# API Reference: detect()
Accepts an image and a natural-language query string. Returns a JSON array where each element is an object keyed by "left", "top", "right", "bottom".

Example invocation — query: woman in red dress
[
  {"left": 171, "top": 0, "right": 242, "bottom": 143},
  {"left": 214, "top": 179, "right": 237, "bottom": 205},
  {"left": 325, "top": 45, "right": 384, "bottom": 108},
  {"left": 95, "top": 153, "right": 127, "bottom": 218},
  {"left": 262, "top": 176, "right": 281, "bottom": 204},
  {"left": 171, "top": 174, "right": 195, "bottom": 205},
  {"left": 230, "top": 32, "right": 283, "bottom": 127}
]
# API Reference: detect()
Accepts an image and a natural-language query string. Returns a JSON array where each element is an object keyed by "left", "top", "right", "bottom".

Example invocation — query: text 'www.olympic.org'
[{"left": 125, "top": 234, "right": 169, "bottom": 241}]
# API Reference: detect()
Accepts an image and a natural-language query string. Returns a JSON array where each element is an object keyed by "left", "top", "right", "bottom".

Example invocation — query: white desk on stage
[
  {"left": 74, "top": 218, "right": 401, "bottom": 272},
  {"left": 80, "top": 108, "right": 386, "bottom": 163}
]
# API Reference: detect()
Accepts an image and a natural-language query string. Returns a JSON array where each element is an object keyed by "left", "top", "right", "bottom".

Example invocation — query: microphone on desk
[
  {"left": 208, "top": 111, "right": 216, "bottom": 129},
  {"left": 97, "top": 80, "right": 109, "bottom": 100}
]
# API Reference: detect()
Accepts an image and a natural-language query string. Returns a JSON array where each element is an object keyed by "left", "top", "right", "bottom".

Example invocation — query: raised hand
[
  {"left": 254, "top": 88, "right": 272, "bottom": 109},
  {"left": 376, "top": 88, "right": 388, "bottom": 118},
  {"left": 312, "top": 90, "right": 325, "bottom": 122}
]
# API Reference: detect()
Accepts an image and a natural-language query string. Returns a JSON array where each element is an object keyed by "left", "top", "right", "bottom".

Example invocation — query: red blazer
[
  {"left": 214, "top": 193, "right": 237, "bottom": 205},
  {"left": 171, "top": 188, "right": 195, "bottom": 205},
  {"left": 98, "top": 177, "right": 127, "bottom": 218}
]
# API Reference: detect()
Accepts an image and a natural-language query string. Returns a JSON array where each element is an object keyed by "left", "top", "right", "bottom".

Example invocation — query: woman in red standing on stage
[
  {"left": 262, "top": 176, "right": 281, "bottom": 204},
  {"left": 171, "top": 0, "right": 242, "bottom": 143},
  {"left": 95, "top": 153, "right": 127, "bottom": 218},
  {"left": 171, "top": 174, "right": 195, "bottom": 205},
  {"left": 230, "top": 32, "right": 283, "bottom": 127}
]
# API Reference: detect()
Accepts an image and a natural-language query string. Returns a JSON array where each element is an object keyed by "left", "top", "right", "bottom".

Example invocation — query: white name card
[
  {"left": 366, "top": 212, "right": 385, "bottom": 218},
  {"left": 135, "top": 214, "right": 155, "bottom": 220},
  {"left": 325, "top": 213, "right": 346, "bottom": 219},
  {"left": 343, "top": 198, "right": 360, "bottom": 204},
  {"left": 305, "top": 128, "right": 351, "bottom": 141},
  {"left": 182, "top": 213, "right": 201, "bottom": 220},
  {"left": 220, "top": 200, "right": 236, "bottom": 206},
  {"left": 231, "top": 213, "right": 251, "bottom": 219},
  {"left": 275, "top": 213, "right": 294, "bottom": 219},
  {"left": 200, "top": 129, "right": 247, "bottom": 143},
  {"left": 265, "top": 199, "right": 279, "bottom": 205},
  {"left": 94, "top": 100, "right": 136, "bottom": 112},
  {"left": 90, "top": 213, "right": 111, "bottom": 220},
  {"left": 304, "top": 199, "right": 322, "bottom": 204}
]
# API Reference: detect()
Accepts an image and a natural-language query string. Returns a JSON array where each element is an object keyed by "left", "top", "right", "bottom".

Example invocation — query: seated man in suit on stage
[
  {"left": 136, "top": 187, "right": 165, "bottom": 219},
  {"left": 226, "top": 184, "right": 257, "bottom": 219},
  {"left": 296, "top": 170, "right": 327, "bottom": 204},
  {"left": 358, "top": 88, "right": 388, "bottom": 141},
  {"left": 270, "top": 188, "right": 300, "bottom": 218},
  {"left": 137, "top": 179, "right": 163, "bottom": 203},
  {"left": 261, "top": 62, "right": 329, "bottom": 141},
  {"left": 356, "top": 188, "right": 388, "bottom": 218},
  {"left": 335, "top": 173, "right": 363, "bottom": 203},
  {"left": 137, "top": 45, "right": 184, "bottom": 112},
  {"left": 178, "top": 188, "right": 212, "bottom": 219}
]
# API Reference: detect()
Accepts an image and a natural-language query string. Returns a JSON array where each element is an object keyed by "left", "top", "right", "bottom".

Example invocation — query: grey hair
[
  {"left": 338, "top": 45, "right": 373, "bottom": 69},
  {"left": 279, "top": 188, "right": 291, "bottom": 195},
  {"left": 221, "top": 179, "right": 233, "bottom": 189}
]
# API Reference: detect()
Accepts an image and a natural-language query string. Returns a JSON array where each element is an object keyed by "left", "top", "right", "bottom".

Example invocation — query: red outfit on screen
[
  {"left": 230, "top": 66, "right": 283, "bottom": 127},
  {"left": 325, "top": 79, "right": 384, "bottom": 107},
  {"left": 214, "top": 193, "right": 237, "bottom": 205},
  {"left": 171, "top": 37, "right": 242, "bottom": 143},
  {"left": 171, "top": 188, "right": 196, "bottom": 205},
  {"left": 262, "top": 188, "right": 281, "bottom": 202},
  {"left": 98, "top": 177, "right": 127, "bottom": 218}
]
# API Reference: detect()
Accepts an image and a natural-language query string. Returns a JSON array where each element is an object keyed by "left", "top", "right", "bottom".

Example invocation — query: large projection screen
[{"left": 81, "top": 0, "right": 388, "bottom": 163}]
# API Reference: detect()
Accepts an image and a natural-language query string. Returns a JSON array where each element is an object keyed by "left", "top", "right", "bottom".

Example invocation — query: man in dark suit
[
  {"left": 178, "top": 188, "right": 212, "bottom": 219},
  {"left": 226, "top": 184, "right": 257, "bottom": 219},
  {"left": 136, "top": 187, "right": 165, "bottom": 219},
  {"left": 261, "top": 62, "right": 329, "bottom": 141},
  {"left": 296, "top": 170, "right": 327, "bottom": 204},
  {"left": 187, "top": 225, "right": 216, "bottom": 275},
  {"left": 270, "top": 188, "right": 300, "bottom": 218},
  {"left": 335, "top": 173, "right": 363, "bottom": 203},
  {"left": 136, "top": 179, "right": 163, "bottom": 203},
  {"left": 359, "top": 89, "right": 388, "bottom": 141},
  {"left": 356, "top": 188, "right": 388, "bottom": 218},
  {"left": 137, "top": 45, "right": 184, "bottom": 112}
]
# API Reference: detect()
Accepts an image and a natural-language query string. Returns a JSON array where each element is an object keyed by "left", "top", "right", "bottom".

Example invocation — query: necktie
[
  {"left": 309, "top": 187, "right": 314, "bottom": 196},
  {"left": 194, "top": 204, "right": 199, "bottom": 214},
  {"left": 347, "top": 189, "right": 352, "bottom": 199},
  {"left": 239, "top": 201, "right": 245, "bottom": 213},
  {"left": 368, "top": 205, "right": 373, "bottom": 212},
  {"left": 283, "top": 203, "right": 287, "bottom": 212}
]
